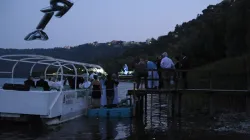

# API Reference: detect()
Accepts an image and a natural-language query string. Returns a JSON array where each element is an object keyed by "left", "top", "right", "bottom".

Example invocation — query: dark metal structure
[{"left": 24, "top": 0, "right": 74, "bottom": 41}]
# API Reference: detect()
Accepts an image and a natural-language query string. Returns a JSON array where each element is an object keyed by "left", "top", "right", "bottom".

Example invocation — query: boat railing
[{"left": 0, "top": 54, "right": 107, "bottom": 115}]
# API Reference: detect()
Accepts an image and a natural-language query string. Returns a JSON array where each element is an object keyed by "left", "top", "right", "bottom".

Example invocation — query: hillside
[{"left": 104, "top": 0, "right": 250, "bottom": 72}]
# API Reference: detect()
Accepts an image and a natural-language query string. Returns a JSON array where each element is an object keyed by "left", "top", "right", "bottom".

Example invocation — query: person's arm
[
  {"left": 160, "top": 58, "right": 164, "bottom": 68},
  {"left": 32, "top": 81, "right": 36, "bottom": 88},
  {"left": 114, "top": 80, "right": 119, "bottom": 86},
  {"left": 170, "top": 59, "right": 175, "bottom": 69}
]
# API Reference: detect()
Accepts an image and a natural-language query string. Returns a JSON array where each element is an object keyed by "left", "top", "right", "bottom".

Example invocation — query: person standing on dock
[
  {"left": 147, "top": 59, "right": 159, "bottom": 89},
  {"left": 160, "top": 52, "right": 175, "bottom": 89},
  {"left": 105, "top": 74, "right": 119, "bottom": 107},
  {"left": 135, "top": 56, "right": 148, "bottom": 89},
  {"left": 112, "top": 73, "right": 119, "bottom": 104},
  {"left": 156, "top": 56, "right": 163, "bottom": 89},
  {"left": 91, "top": 75, "right": 102, "bottom": 108}
]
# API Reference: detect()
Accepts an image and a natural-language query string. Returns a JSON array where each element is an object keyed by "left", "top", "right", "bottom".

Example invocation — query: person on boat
[
  {"left": 147, "top": 59, "right": 159, "bottom": 89},
  {"left": 134, "top": 56, "right": 148, "bottom": 89},
  {"left": 112, "top": 73, "right": 119, "bottom": 105},
  {"left": 47, "top": 77, "right": 55, "bottom": 86},
  {"left": 24, "top": 76, "right": 36, "bottom": 88},
  {"left": 160, "top": 52, "right": 175, "bottom": 89},
  {"left": 48, "top": 77, "right": 62, "bottom": 90},
  {"left": 89, "top": 72, "right": 97, "bottom": 81},
  {"left": 105, "top": 74, "right": 119, "bottom": 107},
  {"left": 91, "top": 75, "right": 102, "bottom": 108},
  {"left": 79, "top": 77, "right": 91, "bottom": 89},
  {"left": 36, "top": 76, "right": 50, "bottom": 91}
]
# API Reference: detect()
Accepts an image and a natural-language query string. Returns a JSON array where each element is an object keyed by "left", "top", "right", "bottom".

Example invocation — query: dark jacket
[
  {"left": 24, "top": 79, "right": 36, "bottom": 88},
  {"left": 36, "top": 79, "right": 50, "bottom": 91}
]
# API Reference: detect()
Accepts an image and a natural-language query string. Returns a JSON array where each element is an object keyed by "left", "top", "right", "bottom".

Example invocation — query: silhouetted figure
[
  {"left": 180, "top": 53, "right": 190, "bottom": 89},
  {"left": 67, "top": 76, "right": 84, "bottom": 89},
  {"left": 36, "top": 76, "right": 50, "bottom": 91},
  {"left": 174, "top": 56, "right": 181, "bottom": 82},
  {"left": 105, "top": 74, "right": 119, "bottom": 107},
  {"left": 91, "top": 75, "right": 102, "bottom": 108},
  {"left": 174, "top": 56, "right": 181, "bottom": 69},
  {"left": 24, "top": 76, "right": 36, "bottom": 88},
  {"left": 135, "top": 56, "right": 148, "bottom": 89},
  {"left": 156, "top": 56, "right": 163, "bottom": 89}
]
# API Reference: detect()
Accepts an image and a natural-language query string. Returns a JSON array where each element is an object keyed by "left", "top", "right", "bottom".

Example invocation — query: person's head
[
  {"left": 157, "top": 55, "right": 162, "bottom": 60},
  {"left": 112, "top": 73, "right": 117, "bottom": 79},
  {"left": 140, "top": 55, "right": 147, "bottom": 62},
  {"left": 28, "top": 76, "right": 33, "bottom": 80},
  {"left": 175, "top": 56, "right": 180, "bottom": 61},
  {"left": 107, "top": 74, "right": 112, "bottom": 80},
  {"left": 162, "top": 52, "right": 168, "bottom": 58},
  {"left": 48, "top": 77, "right": 51, "bottom": 81},
  {"left": 51, "top": 77, "right": 56, "bottom": 82},
  {"left": 93, "top": 75, "right": 98, "bottom": 80},
  {"left": 40, "top": 75, "right": 44, "bottom": 80}
]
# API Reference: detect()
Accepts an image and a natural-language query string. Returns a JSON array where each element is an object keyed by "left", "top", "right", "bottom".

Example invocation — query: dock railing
[{"left": 127, "top": 67, "right": 250, "bottom": 120}]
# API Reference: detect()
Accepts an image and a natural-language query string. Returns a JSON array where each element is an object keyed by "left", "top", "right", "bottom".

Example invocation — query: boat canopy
[{"left": 0, "top": 54, "right": 105, "bottom": 84}]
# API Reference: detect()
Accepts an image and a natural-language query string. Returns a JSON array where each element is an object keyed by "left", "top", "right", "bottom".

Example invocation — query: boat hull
[{"left": 0, "top": 89, "right": 90, "bottom": 126}]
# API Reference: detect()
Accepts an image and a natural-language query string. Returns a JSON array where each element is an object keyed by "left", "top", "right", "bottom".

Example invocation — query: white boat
[{"left": 0, "top": 54, "right": 105, "bottom": 125}]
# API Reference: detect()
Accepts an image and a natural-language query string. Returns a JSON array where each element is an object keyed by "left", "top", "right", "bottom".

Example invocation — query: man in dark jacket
[
  {"left": 36, "top": 76, "right": 50, "bottom": 91},
  {"left": 24, "top": 76, "right": 36, "bottom": 88}
]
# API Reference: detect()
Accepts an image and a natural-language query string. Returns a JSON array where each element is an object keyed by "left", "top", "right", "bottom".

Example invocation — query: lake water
[{"left": 0, "top": 78, "right": 250, "bottom": 140}]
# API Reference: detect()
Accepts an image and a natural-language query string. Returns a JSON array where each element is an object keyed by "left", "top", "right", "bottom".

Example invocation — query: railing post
[
  {"left": 209, "top": 70, "right": 213, "bottom": 90},
  {"left": 133, "top": 82, "right": 136, "bottom": 117},
  {"left": 246, "top": 56, "right": 250, "bottom": 90},
  {"left": 151, "top": 69, "right": 154, "bottom": 88},
  {"left": 244, "top": 56, "right": 250, "bottom": 116}
]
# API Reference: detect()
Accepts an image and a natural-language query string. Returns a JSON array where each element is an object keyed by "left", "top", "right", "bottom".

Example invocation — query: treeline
[{"left": 0, "top": 43, "right": 133, "bottom": 77}]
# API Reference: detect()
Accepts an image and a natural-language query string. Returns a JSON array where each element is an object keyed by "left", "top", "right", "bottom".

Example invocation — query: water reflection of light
[
  {"left": 98, "top": 119, "right": 132, "bottom": 140},
  {"left": 114, "top": 123, "right": 128, "bottom": 139}
]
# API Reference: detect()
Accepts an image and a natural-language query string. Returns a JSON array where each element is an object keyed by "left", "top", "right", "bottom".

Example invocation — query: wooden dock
[{"left": 126, "top": 68, "right": 250, "bottom": 119}]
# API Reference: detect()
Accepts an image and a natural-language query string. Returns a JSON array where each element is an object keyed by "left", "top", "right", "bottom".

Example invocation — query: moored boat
[{"left": 0, "top": 54, "right": 105, "bottom": 125}]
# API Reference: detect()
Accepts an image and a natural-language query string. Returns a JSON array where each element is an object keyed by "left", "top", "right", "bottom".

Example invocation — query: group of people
[
  {"left": 23, "top": 73, "right": 120, "bottom": 109},
  {"left": 24, "top": 76, "right": 65, "bottom": 91},
  {"left": 90, "top": 73, "right": 119, "bottom": 108},
  {"left": 134, "top": 52, "right": 190, "bottom": 89}
]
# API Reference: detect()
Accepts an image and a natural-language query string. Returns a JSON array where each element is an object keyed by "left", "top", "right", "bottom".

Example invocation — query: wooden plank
[{"left": 127, "top": 89, "right": 250, "bottom": 96}]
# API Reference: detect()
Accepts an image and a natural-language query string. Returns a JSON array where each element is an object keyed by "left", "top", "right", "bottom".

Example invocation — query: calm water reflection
[{"left": 0, "top": 82, "right": 250, "bottom": 140}]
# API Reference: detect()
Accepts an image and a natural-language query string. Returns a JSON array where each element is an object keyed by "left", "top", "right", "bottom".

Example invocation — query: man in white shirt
[
  {"left": 160, "top": 52, "right": 175, "bottom": 89},
  {"left": 160, "top": 52, "right": 175, "bottom": 69}
]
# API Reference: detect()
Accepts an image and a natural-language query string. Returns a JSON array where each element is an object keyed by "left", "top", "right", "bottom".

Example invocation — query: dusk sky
[{"left": 0, "top": 0, "right": 221, "bottom": 49}]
